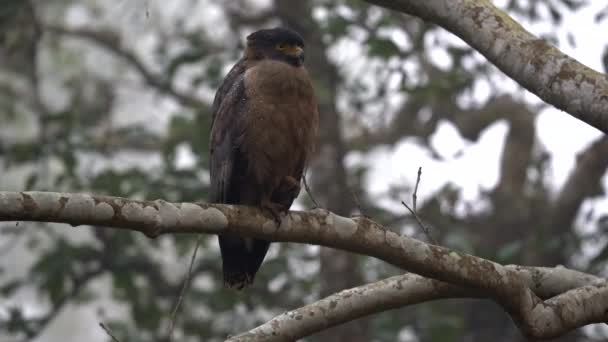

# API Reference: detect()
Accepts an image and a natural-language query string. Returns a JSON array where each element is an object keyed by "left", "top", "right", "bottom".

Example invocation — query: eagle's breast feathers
[{"left": 242, "top": 59, "right": 319, "bottom": 189}]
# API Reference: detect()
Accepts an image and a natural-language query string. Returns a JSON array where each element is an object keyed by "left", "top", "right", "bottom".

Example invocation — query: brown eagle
[{"left": 209, "top": 28, "right": 319, "bottom": 289}]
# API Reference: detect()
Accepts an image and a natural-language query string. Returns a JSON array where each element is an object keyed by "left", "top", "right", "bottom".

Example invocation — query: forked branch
[{"left": 0, "top": 191, "right": 607, "bottom": 339}]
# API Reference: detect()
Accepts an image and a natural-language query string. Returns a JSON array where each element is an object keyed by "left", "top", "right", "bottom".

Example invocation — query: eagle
[{"left": 209, "top": 28, "right": 319, "bottom": 289}]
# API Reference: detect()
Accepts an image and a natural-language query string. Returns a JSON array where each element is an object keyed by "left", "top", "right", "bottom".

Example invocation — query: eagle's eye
[{"left": 276, "top": 43, "right": 288, "bottom": 50}]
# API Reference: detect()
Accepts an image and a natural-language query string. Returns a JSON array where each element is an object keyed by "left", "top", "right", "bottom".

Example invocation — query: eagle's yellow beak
[{"left": 277, "top": 44, "right": 304, "bottom": 58}]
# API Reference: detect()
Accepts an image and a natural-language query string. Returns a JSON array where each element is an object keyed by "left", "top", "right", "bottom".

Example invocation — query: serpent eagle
[{"left": 209, "top": 28, "right": 319, "bottom": 289}]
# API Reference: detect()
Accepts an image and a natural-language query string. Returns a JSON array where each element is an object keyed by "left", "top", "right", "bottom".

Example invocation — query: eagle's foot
[
  {"left": 274, "top": 176, "right": 301, "bottom": 201},
  {"left": 282, "top": 176, "right": 301, "bottom": 196},
  {"left": 261, "top": 199, "right": 287, "bottom": 224}
]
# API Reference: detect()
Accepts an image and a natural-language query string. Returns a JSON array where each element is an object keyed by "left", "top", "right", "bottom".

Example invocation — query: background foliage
[{"left": 1, "top": 0, "right": 607, "bottom": 341}]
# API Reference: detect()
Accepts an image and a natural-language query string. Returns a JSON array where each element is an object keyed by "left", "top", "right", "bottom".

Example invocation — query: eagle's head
[{"left": 245, "top": 27, "right": 305, "bottom": 67}]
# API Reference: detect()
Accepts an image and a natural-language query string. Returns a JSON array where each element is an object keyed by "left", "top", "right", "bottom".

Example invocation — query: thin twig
[
  {"left": 99, "top": 322, "right": 121, "bottom": 342},
  {"left": 302, "top": 168, "right": 319, "bottom": 208},
  {"left": 350, "top": 187, "right": 364, "bottom": 217},
  {"left": 413, "top": 167, "right": 421, "bottom": 212},
  {"left": 168, "top": 235, "right": 203, "bottom": 342},
  {"left": 401, "top": 201, "right": 436, "bottom": 245},
  {"left": 402, "top": 167, "right": 437, "bottom": 245}
]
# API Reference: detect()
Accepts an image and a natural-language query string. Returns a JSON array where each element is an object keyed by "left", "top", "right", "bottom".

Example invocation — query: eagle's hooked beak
[
  {"left": 277, "top": 44, "right": 304, "bottom": 59},
  {"left": 286, "top": 46, "right": 304, "bottom": 58}
]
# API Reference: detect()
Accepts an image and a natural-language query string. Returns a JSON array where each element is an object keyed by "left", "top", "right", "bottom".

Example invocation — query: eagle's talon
[
  {"left": 276, "top": 176, "right": 301, "bottom": 200},
  {"left": 283, "top": 176, "right": 300, "bottom": 192},
  {"left": 261, "top": 200, "right": 286, "bottom": 225}
]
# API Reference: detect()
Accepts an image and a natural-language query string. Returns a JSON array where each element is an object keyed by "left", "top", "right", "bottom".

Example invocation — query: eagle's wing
[
  {"left": 209, "top": 59, "right": 247, "bottom": 204},
  {"left": 210, "top": 59, "right": 246, "bottom": 132},
  {"left": 210, "top": 59, "right": 267, "bottom": 289}
]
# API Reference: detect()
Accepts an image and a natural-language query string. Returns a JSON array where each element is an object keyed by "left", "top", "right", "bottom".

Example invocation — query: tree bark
[
  {"left": 364, "top": 0, "right": 608, "bottom": 133},
  {"left": 2, "top": 191, "right": 608, "bottom": 340}
]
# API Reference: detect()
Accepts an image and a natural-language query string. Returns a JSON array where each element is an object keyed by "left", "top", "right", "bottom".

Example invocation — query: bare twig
[
  {"left": 99, "top": 322, "right": 121, "bottom": 342},
  {"left": 168, "top": 235, "right": 203, "bottom": 342},
  {"left": 350, "top": 187, "right": 364, "bottom": 217},
  {"left": 413, "top": 167, "right": 421, "bottom": 212},
  {"left": 302, "top": 168, "right": 319, "bottom": 208},
  {"left": 401, "top": 201, "right": 437, "bottom": 245},
  {"left": 402, "top": 167, "right": 437, "bottom": 244}
]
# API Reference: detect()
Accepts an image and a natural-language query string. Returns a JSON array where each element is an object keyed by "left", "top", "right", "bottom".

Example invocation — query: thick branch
[
  {"left": 229, "top": 273, "right": 469, "bottom": 342},
  {"left": 229, "top": 266, "right": 605, "bottom": 342},
  {"left": 551, "top": 135, "right": 608, "bottom": 230},
  {"left": 541, "top": 135, "right": 608, "bottom": 265},
  {"left": 1, "top": 191, "right": 607, "bottom": 339},
  {"left": 364, "top": 0, "right": 608, "bottom": 133}
]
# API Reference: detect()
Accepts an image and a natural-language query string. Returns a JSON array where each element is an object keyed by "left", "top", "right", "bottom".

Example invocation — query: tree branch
[
  {"left": 551, "top": 135, "right": 608, "bottom": 230},
  {"left": 228, "top": 266, "right": 605, "bottom": 342},
  {"left": 363, "top": 0, "right": 608, "bottom": 133},
  {"left": 542, "top": 135, "right": 608, "bottom": 265},
  {"left": 229, "top": 273, "right": 471, "bottom": 342},
  {"left": 0, "top": 191, "right": 607, "bottom": 339},
  {"left": 42, "top": 24, "right": 205, "bottom": 109}
]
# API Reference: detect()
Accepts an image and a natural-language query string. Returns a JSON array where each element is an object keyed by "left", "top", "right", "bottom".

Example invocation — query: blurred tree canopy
[{"left": 1, "top": 0, "right": 607, "bottom": 341}]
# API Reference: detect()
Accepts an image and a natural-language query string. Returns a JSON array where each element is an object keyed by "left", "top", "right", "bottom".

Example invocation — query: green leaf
[
  {"left": 325, "top": 15, "right": 350, "bottom": 38},
  {"left": 367, "top": 37, "right": 400, "bottom": 58}
]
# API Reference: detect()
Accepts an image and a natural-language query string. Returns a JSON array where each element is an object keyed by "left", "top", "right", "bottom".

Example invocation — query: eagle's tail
[{"left": 218, "top": 235, "right": 270, "bottom": 289}]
